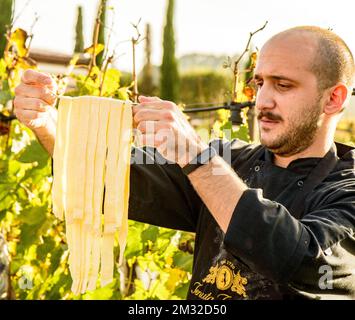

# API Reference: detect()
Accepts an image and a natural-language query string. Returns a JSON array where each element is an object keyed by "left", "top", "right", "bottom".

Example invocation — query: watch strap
[{"left": 182, "top": 146, "right": 217, "bottom": 175}]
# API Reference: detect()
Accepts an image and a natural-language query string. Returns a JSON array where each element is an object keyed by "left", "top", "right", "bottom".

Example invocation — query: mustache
[{"left": 257, "top": 111, "right": 283, "bottom": 121}]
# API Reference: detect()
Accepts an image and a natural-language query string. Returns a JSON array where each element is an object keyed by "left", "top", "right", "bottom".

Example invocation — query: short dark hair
[{"left": 280, "top": 26, "right": 355, "bottom": 91}]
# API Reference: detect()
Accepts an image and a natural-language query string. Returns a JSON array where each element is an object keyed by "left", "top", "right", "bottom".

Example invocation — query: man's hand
[
  {"left": 14, "top": 69, "right": 58, "bottom": 131},
  {"left": 14, "top": 70, "right": 58, "bottom": 155},
  {"left": 133, "top": 96, "right": 208, "bottom": 167}
]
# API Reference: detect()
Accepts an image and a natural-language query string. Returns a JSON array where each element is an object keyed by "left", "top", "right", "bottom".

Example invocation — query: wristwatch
[{"left": 182, "top": 146, "right": 217, "bottom": 175}]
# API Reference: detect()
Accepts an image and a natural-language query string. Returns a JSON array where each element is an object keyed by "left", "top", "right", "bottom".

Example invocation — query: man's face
[{"left": 254, "top": 34, "right": 324, "bottom": 157}]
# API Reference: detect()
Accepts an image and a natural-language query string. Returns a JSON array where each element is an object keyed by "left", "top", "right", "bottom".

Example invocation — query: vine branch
[
  {"left": 229, "top": 21, "right": 268, "bottom": 102},
  {"left": 130, "top": 18, "right": 144, "bottom": 103}
]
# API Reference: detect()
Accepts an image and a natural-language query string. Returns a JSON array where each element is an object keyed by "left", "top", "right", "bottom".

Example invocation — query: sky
[{"left": 12, "top": 0, "right": 355, "bottom": 73}]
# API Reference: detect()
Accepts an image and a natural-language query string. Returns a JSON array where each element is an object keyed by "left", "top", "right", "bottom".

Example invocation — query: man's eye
[
  {"left": 277, "top": 83, "right": 291, "bottom": 89},
  {"left": 255, "top": 81, "right": 263, "bottom": 88}
]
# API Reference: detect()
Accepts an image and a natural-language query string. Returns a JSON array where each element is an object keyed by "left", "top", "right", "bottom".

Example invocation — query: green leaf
[
  {"left": 0, "top": 82, "right": 12, "bottom": 105},
  {"left": 0, "top": 59, "right": 7, "bottom": 78},
  {"left": 82, "top": 280, "right": 115, "bottom": 300},
  {"left": 101, "top": 69, "right": 120, "bottom": 96},
  {"left": 17, "top": 140, "right": 50, "bottom": 169},
  {"left": 141, "top": 225, "right": 159, "bottom": 244},
  {"left": 18, "top": 217, "right": 53, "bottom": 253},
  {"left": 172, "top": 251, "right": 193, "bottom": 272},
  {"left": 0, "top": 209, "right": 6, "bottom": 220},
  {"left": 18, "top": 224, "right": 42, "bottom": 251},
  {"left": 46, "top": 272, "right": 71, "bottom": 300},
  {"left": 18, "top": 205, "right": 48, "bottom": 226},
  {"left": 48, "top": 245, "right": 64, "bottom": 274},
  {"left": 37, "top": 236, "right": 56, "bottom": 260},
  {"left": 220, "top": 121, "right": 250, "bottom": 142},
  {"left": 173, "top": 281, "right": 190, "bottom": 299},
  {"left": 0, "top": 193, "right": 14, "bottom": 211},
  {"left": 9, "top": 28, "right": 29, "bottom": 58},
  {"left": 84, "top": 43, "right": 104, "bottom": 56},
  {"left": 235, "top": 124, "right": 250, "bottom": 142},
  {"left": 125, "top": 222, "right": 144, "bottom": 259}
]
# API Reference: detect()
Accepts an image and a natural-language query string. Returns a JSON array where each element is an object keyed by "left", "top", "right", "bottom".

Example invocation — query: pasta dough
[{"left": 52, "top": 96, "right": 133, "bottom": 295}]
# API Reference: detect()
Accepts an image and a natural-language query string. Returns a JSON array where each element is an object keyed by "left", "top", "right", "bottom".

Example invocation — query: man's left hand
[{"left": 132, "top": 96, "right": 208, "bottom": 167}]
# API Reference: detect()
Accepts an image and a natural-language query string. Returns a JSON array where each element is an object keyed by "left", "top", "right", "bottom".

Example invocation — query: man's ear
[{"left": 323, "top": 83, "right": 348, "bottom": 115}]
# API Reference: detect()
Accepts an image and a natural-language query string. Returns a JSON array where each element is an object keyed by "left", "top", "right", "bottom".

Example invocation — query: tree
[
  {"left": 140, "top": 24, "right": 156, "bottom": 96},
  {"left": 95, "top": 0, "right": 107, "bottom": 67},
  {"left": 0, "top": 0, "right": 14, "bottom": 57},
  {"left": 160, "top": 0, "right": 179, "bottom": 102},
  {"left": 74, "top": 6, "right": 84, "bottom": 53}
]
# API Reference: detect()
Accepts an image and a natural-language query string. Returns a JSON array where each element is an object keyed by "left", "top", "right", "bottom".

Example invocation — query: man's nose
[{"left": 255, "top": 85, "right": 276, "bottom": 112}]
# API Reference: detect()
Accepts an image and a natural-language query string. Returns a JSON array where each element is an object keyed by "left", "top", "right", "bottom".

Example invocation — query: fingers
[
  {"left": 14, "top": 70, "right": 58, "bottom": 130},
  {"left": 136, "top": 120, "right": 171, "bottom": 134},
  {"left": 138, "top": 95, "right": 162, "bottom": 103},
  {"left": 14, "top": 108, "right": 49, "bottom": 129},
  {"left": 21, "top": 69, "right": 53, "bottom": 86},
  {"left": 13, "top": 95, "right": 55, "bottom": 130},
  {"left": 132, "top": 100, "right": 176, "bottom": 116},
  {"left": 134, "top": 108, "right": 174, "bottom": 124},
  {"left": 15, "top": 83, "right": 57, "bottom": 106},
  {"left": 14, "top": 96, "right": 48, "bottom": 112},
  {"left": 132, "top": 102, "right": 164, "bottom": 115},
  {"left": 135, "top": 132, "right": 168, "bottom": 148}
]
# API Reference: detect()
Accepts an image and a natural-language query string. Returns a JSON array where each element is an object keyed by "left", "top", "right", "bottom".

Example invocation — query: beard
[{"left": 258, "top": 100, "right": 323, "bottom": 157}]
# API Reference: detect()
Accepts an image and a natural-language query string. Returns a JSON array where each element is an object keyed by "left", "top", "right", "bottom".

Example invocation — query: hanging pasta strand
[
  {"left": 101, "top": 99, "right": 124, "bottom": 286},
  {"left": 73, "top": 97, "right": 91, "bottom": 220},
  {"left": 52, "top": 97, "right": 71, "bottom": 220},
  {"left": 81, "top": 101, "right": 96, "bottom": 294},
  {"left": 117, "top": 102, "right": 133, "bottom": 266},
  {"left": 87, "top": 98, "right": 110, "bottom": 291},
  {"left": 103, "top": 100, "right": 124, "bottom": 234},
  {"left": 52, "top": 96, "right": 133, "bottom": 294}
]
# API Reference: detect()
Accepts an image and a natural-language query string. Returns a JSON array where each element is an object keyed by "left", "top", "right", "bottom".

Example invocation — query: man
[{"left": 14, "top": 26, "right": 355, "bottom": 299}]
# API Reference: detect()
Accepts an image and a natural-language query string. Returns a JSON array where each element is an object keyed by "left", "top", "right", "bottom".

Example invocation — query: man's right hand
[
  {"left": 14, "top": 70, "right": 58, "bottom": 156},
  {"left": 14, "top": 69, "right": 58, "bottom": 130}
]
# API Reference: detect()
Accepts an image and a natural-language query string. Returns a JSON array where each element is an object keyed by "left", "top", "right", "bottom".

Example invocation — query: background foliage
[{"left": 0, "top": 20, "right": 251, "bottom": 300}]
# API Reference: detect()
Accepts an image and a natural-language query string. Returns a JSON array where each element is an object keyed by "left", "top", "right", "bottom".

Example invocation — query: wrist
[
  {"left": 33, "top": 122, "right": 55, "bottom": 139},
  {"left": 33, "top": 123, "right": 56, "bottom": 156},
  {"left": 180, "top": 144, "right": 217, "bottom": 175},
  {"left": 177, "top": 142, "right": 209, "bottom": 168}
]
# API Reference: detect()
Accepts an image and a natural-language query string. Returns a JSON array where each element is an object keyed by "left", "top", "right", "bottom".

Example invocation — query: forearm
[
  {"left": 187, "top": 155, "right": 247, "bottom": 232},
  {"left": 33, "top": 123, "right": 56, "bottom": 157},
  {"left": 33, "top": 107, "right": 57, "bottom": 157}
]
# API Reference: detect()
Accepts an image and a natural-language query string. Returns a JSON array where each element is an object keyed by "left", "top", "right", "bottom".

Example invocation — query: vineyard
[
  {"left": 0, "top": 0, "right": 253, "bottom": 300},
  {"left": 1, "top": 0, "right": 355, "bottom": 302}
]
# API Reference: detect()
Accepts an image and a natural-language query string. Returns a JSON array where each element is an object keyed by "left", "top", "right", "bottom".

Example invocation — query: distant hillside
[
  {"left": 178, "top": 53, "right": 241, "bottom": 73},
  {"left": 131, "top": 52, "right": 244, "bottom": 86}
]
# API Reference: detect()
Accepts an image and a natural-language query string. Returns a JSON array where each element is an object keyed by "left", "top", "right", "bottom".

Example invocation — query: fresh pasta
[{"left": 52, "top": 96, "right": 133, "bottom": 295}]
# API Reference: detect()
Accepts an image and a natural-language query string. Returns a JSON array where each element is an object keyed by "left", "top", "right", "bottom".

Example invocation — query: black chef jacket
[{"left": 128, "top": 138, "right": 355, "bottom": 300}]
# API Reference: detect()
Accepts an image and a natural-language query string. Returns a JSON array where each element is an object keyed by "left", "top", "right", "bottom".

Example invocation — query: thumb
[{"left": 138, "top": 95, "right": 162, "bottom": 103}]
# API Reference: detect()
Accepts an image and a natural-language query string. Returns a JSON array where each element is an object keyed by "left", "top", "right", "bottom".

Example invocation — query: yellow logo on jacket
[{"left": 190, "top": 259, "right": 248, "bottom": 300}]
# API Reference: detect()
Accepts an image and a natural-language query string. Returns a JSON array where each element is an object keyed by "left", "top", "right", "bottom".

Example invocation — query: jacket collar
[{"left": 262, "top": 142, "right": 355, "bottom": 174}]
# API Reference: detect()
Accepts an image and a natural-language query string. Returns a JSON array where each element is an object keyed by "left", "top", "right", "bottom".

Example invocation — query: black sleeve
[
  {"left": 128, "top": 146, "right": 203, "bottom": 232},
  {"left": 127, "top": 138, "right": 251, "bottom": 232},
  {"left": 223, "top": 183, "right": 355, "bottom": 297}
]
